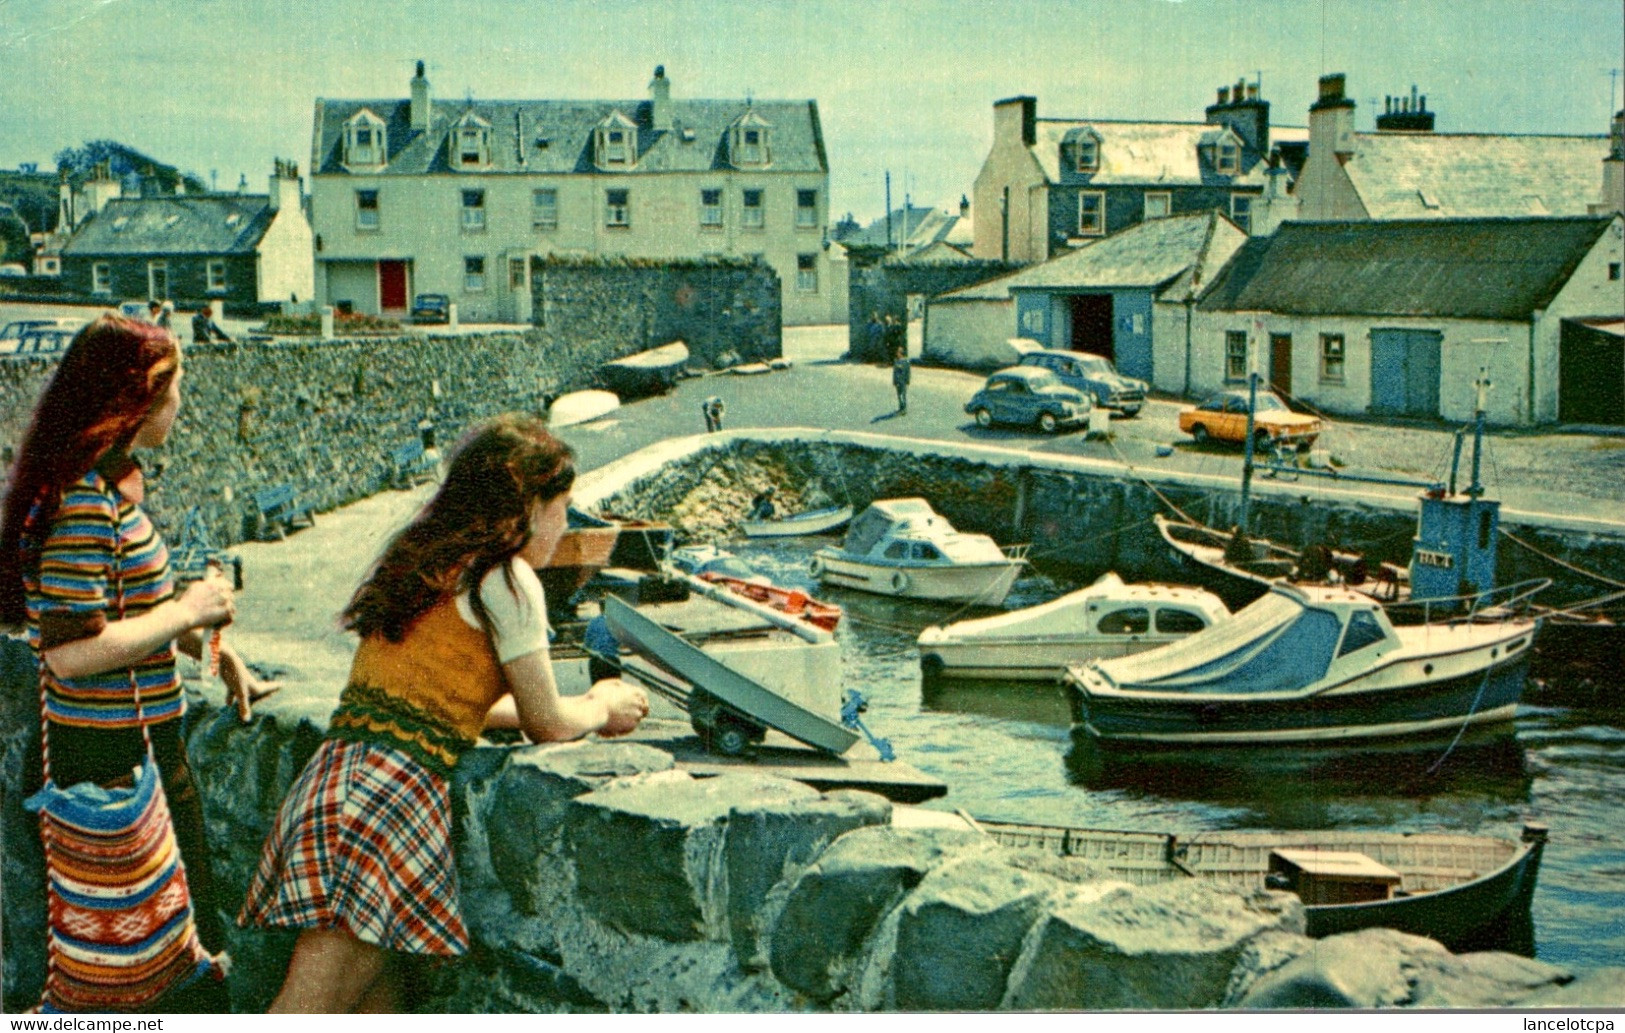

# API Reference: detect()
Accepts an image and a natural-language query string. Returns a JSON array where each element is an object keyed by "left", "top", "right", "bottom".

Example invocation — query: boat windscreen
[
  {"left": 1098, "top": 592, "right": 1332, "bottom": 693},
  {"left": 842, "top": 509, "right": 895, "bottom": 555}
]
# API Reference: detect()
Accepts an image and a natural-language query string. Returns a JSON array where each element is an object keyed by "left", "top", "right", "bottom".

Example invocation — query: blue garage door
[{"left": 1369, "top": 328, "right": 1441, "bottom": 418}]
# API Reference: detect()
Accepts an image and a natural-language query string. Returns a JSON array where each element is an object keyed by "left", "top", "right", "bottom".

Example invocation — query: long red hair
[
  {"left": 0, "top": 316, "right": 179, "bottom": 624},
  {"left": 342, "top": 414, "right": 575, "bottom": 641}
]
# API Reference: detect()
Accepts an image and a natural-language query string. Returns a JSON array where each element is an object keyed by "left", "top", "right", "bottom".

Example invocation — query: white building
[{"left": 309, "top": 63, "right": 836, "bottom": 325}]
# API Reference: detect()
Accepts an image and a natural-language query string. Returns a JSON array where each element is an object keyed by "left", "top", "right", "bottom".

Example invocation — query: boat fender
[
  {"left": 890, "top": 570, "right": 910, "bottom": 593},
  {"left": 809, "top": 556, "right": 827, "bottom": 577},
  {"left": 920, "top": 653, "right": 945, "bottom": 679}
]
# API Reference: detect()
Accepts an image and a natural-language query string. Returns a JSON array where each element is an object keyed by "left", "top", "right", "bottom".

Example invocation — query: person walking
[
  {"left": 865, "top": 311, "right": 885, "bottom": 361},
  {"left": 0, "top": 316, "right": 277, "bottom": 966},
  {"left": 239, "top": 415, "right": 649, "bottom": 1013},
  {"left": 702, "top": 395, "right": 726, "bottom": 432},
  {"left": 892, "top": 345, "right": 912, "bottom": 414}
]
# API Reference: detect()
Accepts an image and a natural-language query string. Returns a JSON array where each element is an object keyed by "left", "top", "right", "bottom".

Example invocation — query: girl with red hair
[
  {"left": 1, "top": 315, "right": 274, "bottom": 960},
  {"left": 240, "top": 414, "right": 648, "bottom": 1013}
]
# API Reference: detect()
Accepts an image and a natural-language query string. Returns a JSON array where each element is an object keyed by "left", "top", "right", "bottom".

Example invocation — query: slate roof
[
  {"left": 60, "top": 195, "right": 274, "bottom": 256},
  {"left": 1003, "top": 210, "right": 1233, "bottom": 291},
  {"left": 1197, "top": 216, "right": 1618, "bottom": 319},
  {"left": 836, "top": 205, "right": 940, "bottom": 250},
  {"left": 312, "top": 97, "right": 826, "bottom": 176},
  {"left": 1342, "top": 132, "right": 1609, "bottom": 219},
  {"left": 1030, "top": 119, "right": 1307, "bottom": 186}
]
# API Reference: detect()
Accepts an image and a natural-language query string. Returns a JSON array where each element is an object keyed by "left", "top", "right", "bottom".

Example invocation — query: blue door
[{"left": 1370, "top": 329, "right": 1442, "bottom": 418}]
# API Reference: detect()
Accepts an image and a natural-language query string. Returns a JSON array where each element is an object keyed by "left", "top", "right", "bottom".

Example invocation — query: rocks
[
  {"left": 1000, "top": 880, "right": 1304, "bottom": 1010},
  {"left": 1236, "top": 929, "right": 1576, "bottom": 1009}
]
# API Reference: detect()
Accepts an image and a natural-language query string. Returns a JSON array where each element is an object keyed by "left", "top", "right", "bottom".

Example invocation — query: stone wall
[
  {"left": 534, "top": 258, "right": 782, "bottom": 370},
  {"left": 848, "top": 261, "right": 1021, "bottom": 363}
]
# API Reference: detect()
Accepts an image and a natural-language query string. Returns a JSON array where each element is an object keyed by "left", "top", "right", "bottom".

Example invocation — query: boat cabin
[{"left": 838, "top": 498, "right": 1009, "bottom": 565}]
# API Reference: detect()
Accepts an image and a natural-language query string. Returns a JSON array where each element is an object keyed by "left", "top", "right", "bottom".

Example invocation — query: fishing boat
[
  {"left": 916, "top": 573, "right": 1228, "bottom": 681},
  {"left": 742, "top": 504, "right": 854, "bottom": 539},
  {"left": 811, "top": 498, "right": 1028, "bottom": 605},
  {"left": 944, "top": 813, "right": 1548, "bottom": 955},
  {"left": 1065, "top": 582, "right": 1542, "bottom": 746},
  {"left": 547, "top": 389, "right": 620, "bottom": 428},
  {"left": 598, "top": 340, "right": 690, "bottom": 398},
  {"left": 668, "top": 544, "right": 842, "bottom": 631}
]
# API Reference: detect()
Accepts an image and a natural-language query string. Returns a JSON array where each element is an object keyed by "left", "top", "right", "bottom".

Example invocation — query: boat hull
[
  {"left": 1155, "top": 515, "right": 1282, "bottom": 611},
  {"left": 816, "top": 553, "right": 1023, "bottom": 605},
  {"left": 1071, "top": 652, "right": 1532, "bottom": 745},
  {"left": 742, "top": 505, "right": 854, "bottom": 539},
  {"left": 598, "top": 342, "right": 690, "bottom": 399},
  {"left": 920, "top": 636, "right": 1177, "bottom": 681}
]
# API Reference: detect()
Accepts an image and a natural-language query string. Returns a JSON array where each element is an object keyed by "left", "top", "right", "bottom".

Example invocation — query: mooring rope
[{"left": 1499, "top": 527, "right": 1625, "bottom": 591}]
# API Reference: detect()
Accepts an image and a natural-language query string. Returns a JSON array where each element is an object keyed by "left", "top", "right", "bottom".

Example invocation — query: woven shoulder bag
[{"left": 24, "top": 515, "right": 222, "bottom": 1012}]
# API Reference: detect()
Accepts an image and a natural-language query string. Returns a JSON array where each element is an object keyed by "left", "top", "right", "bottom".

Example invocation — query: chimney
[
  {"left": 1309, "top": 72, "right": 1356, "bottom": 157},
  {"left": 1205, "top": 75, "right": 1270, "bottom": 156},
  {"left": 1376, "top": 83, "right": 1435, "bottom": 132},
  {"left": 268, "top": 159, "right": 301, "bottom": 213},
  {"left": 411, "top": 60, "right": 432, "bottom": 133},
  {"left": 58, "top": 172, "right": 74, "bottom": 231},
  {"left": 1594, "top": 109, "right": 1624, "bottom": 216},
  {"left": 649, "top": 65, "right": 673, "bottom": 131},
  {"left": 993, "top": 95, "right": 1038, "bottom": 149}
]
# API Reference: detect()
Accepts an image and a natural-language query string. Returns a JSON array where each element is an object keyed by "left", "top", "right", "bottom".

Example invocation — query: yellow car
[{"left": 1179, "top": 389, "right": 1321, "bottom": 449}]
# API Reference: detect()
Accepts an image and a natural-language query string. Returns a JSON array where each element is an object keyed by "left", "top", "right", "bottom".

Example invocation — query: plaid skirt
[{"left": 236, "top": 739, "right": 468, "bottom": 956}]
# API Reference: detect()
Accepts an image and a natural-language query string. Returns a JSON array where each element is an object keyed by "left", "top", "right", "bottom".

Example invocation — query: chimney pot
[
  {"left": 1318, "top": 74, "right": 1346, "bottom": 102},
  {"left": 1218, "top": 86, "right": 1229, "bottom": 105},
  {"left": 1246, "top": 83, "right": 1258, "bottom": 100}
]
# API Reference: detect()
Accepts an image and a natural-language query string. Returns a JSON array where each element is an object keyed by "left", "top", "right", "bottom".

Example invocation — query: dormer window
[
  {"left": 1201, "top": 128, "right": 1242, "bottom": 175},
  {"left": 1217, "top": 141, "right": 1240, "bottom": 174},
  {"left": 451, "top": 111, "right": 491, "bottom": 169},
  {"left": 1064, "top": 127, "right": 1102, "bottom": 174},
  {"left": 728, "top": 110, "right": 773, "bottom": 168},
  {"left": 594, "top": 112, "right": 638, "bottom": 170},
  {"left": 343, "top": 109, "right": 387, "bottom": 170}
]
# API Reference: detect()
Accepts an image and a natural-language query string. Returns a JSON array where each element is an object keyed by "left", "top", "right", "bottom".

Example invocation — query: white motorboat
[
  {"left": 811, "top": 498, "right": 1027, "bottom": 606},
  {"left": 916, "top": 573, "right": 1229, "bottom": 681},
  {"left": 742, "top": 504, "right": 854, "bottom": 539}
]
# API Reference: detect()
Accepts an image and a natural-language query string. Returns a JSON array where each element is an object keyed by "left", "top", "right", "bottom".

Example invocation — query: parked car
[
  {"left": 1016, "top": 348, "right": 1147, "bottom": 416},
  {"left": 8, "top": 326, "right": 79, "bottom": 358},
  {"left": 117, "top": 300, "right": 150, "bottom": 319},
  {"left": 1178, "top": 388, "right": 1321, "bottom": 449},
  {"left": 411, "top": 293, "right": 450, "bottom": 324},
  {"left": 965, "top": 366, "right": 1092, "bottom": 434},
  {"left": 0, "top": 263, "right": 28, "bottom": 277},
  {"left": 1, "top": 318, "right": 83, "bottom": 356}
]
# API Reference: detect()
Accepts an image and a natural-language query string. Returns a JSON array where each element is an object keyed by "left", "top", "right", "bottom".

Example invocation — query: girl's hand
[
  {"left": 176, "top": 573, "right": 234, "bottom": 631},
  {"left": 220, "top": 648, "right": 280, "bottom": 722},
  {"left": 588, "top": 678, "right": 649, "bottom": 737}
]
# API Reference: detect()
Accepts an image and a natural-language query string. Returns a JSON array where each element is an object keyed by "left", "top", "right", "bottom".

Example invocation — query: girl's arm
[
  {"left": 487, "top": 657, "right": 646, "bottom": 742},
  {"left": 44, "top": 578, "right": 234, "bottom": 679}
]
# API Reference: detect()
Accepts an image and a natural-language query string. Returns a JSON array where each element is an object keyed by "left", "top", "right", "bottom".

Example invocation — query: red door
[{"left": 378, "top": 260, "right": 408, "bottom": 311}]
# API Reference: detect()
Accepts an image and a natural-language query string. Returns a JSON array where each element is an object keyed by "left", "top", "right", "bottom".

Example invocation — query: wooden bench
[
  {"left": 250, "top": 483, "right": 316, "bottom": 541},
  {"left": 387, "top": 438, "right": 440, "bottom": 489}
]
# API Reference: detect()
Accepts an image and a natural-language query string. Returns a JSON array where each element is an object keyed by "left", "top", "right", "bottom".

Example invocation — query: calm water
[{"left": 732, "top": 538, "right": 1625, "bottom": 971}]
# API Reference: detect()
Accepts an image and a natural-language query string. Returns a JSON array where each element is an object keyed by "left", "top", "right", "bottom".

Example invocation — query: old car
[
  {"left": 7, "top": 326, "right": 79, "bottom": 358},
  {"left": 966, "top": 366, "right": 1091, "bottom": 434},
  {"left": 1, "top": 317, "right": 82, "bottom": 354},
  {"left": 1179, "top": 388, "right": 1321, "bottom": 449},
  {"left": 411, "top": 293, "right": 450, "bottom": 324},
  {"left": 1017, "top": 348, "right": 1147, "bottom": 416}
]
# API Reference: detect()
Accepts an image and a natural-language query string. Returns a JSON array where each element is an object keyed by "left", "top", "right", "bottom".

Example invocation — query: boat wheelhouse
[{"left": 811, "top": 498, "right": 1027, "bottom": 605}]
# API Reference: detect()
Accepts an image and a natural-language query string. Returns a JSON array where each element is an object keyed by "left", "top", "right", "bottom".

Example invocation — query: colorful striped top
[{"left": 23, "top": 464, "right": 181, "bottom": 729}]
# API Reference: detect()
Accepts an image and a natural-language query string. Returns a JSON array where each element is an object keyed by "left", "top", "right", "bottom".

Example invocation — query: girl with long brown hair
[
  {"left": 239, "top": 413, "right": 648, "bottom": 1013},
  {"left": 1, "top": 315, "right": 276, "bottom": 961}
]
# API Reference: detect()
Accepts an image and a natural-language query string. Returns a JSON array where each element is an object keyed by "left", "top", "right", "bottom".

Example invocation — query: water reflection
[{"left": 919, "top": 674, "right": 1071, "bottom": 726}]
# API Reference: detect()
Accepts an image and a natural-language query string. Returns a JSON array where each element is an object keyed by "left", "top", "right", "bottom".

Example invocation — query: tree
[
  {"left": 0, "top": 211, "right": 31, "bottom": 266},
  {"left": 54, "top": 140, "right": 207, "bottom": 195}
]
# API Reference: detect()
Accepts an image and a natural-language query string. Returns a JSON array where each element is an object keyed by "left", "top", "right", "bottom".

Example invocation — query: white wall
[
  {"left": 323, "top": 260, "right": 380, "bottom": 314},
  {"left": 311, "top": 168, "right": 834, "bottom": 325},
  {"left": 255, "top": 199, "right": 315, "bottom": 305},
  {"left": 923, "top": 298, "right": 1017, "bottom": 368},
  {"left": 1536, "top": 216, "right": 1625, "bottom": 421}
]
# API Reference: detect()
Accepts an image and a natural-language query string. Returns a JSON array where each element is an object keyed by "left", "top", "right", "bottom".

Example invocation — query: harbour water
[{"left": 731, "top": 537, "right": 1625, "bottom": 971}]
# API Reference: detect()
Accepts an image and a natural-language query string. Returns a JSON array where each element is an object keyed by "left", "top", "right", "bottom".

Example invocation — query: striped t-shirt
[{"left": 24, "top": 467, "right": 181, "bottom": 728}]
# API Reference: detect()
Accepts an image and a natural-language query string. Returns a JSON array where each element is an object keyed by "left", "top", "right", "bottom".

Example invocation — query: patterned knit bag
[{"left": 23, "top": 531, "right": 221, "bottom": 1012}]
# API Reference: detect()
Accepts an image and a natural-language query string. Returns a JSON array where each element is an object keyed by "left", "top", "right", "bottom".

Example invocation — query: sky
[{"left": 2, "top": 0, "right": 1621, "bottom": 226}]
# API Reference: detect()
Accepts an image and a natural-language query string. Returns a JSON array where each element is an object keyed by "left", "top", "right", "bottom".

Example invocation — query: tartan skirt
[{"left": 236, "top": 738, "right": 468, "bottom": 956}]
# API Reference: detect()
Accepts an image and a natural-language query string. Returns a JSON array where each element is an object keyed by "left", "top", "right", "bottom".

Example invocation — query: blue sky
[{"left": 2, "top": 0, "right": 1620, "bottom": 224}]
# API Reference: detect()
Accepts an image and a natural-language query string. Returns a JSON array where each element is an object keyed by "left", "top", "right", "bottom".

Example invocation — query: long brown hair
[
  {"left": 0, "top": 316, "right": 179, "bottom": 624},
  {"left": 342, "top": 413, "right": 575, "bottom": 641}
]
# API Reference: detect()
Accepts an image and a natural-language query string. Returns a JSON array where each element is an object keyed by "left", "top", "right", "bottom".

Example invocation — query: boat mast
[
  {"left": 1468, "top": 366, "right": 1490, "bottom": 499},
  {"left": 1238, "top": 371, "right": 1259, "bottom": 533}
]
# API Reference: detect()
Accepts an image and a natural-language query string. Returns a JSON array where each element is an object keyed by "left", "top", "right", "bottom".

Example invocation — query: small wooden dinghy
[
  {"left": 548, "top": 389, "right": 620, "bottom": 428},
  {"left": 743, "top": 504, "right": 854, "bottom": 539},
  {"left": 599, "top": 341, "right": 689, "bottom": 398}
]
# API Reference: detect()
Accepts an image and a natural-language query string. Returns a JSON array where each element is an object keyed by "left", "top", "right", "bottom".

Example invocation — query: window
[
  {"left": 1609, "top": 262, "right": 1621, "bottom": 281},
  {"left": 700, "top": 188, "right": 723, "bottom": 227},
  {"left": 1144, "top": 192, "right": 1171, "bottom": 219},
  {"left": 796, "top": 253, "right": 818, "bottom": 292},
  {"left": 356, "top": 189, "right": 379, "bottom": 229},
  {"left": 796, "top": 189, "right": 818, "bottom": 228},
  {"left": 605, "top": 188, "right": 630, "bottom": 227},
  {"left": 740, "top": 128, "right": 762, "bottom": 164},
  {"left": 461, "top": 189, "right": 486, "bottom": 230},
  {"left": 464, "top": 256, "right": 486, "bottom": 291},
  {"left": 1225, "top": 330, "right": 1249, "bottom": 381},
  {"left": 1076, "top": 136, "right": 1100, "bottom": 173},
  {"left": 884, "top": 541, "right": 909, "bottom": 560},
  {"left": 1320, "top": 333, "right": 1345, "bottom": 383},
  {"left": 532, "top": 188, "right": 557, "bottom": 229},
  {"left": 1078, "top": 191, "right": 1105, "bottom": 236},
  {"left": 343, "top": 111, "right": 386, "bottom": 168},
  {"left": 147, "top": 260, "right": 168, "bottom": 300},
  {"left": 912, "top": 543, "right": 942, "bottom": 561},
  {"left": 1338, "top": 611, "right": 1387, "bottom": 657},
  {"left": 206, "top": 260, "right": 227, "bottom": 292},
  {"left": 509, "top": 257, "right": 527, "bottom": 291},
  {"left": 1217, "top": 141, "right": 1240, "bottom": 174},
  {"left": 1098, "top": 608, "right": 1150, "bottom": 635},
  {"left": 1155, "top": 609, "right": 1208, "bottom": 634},
  {"left": 1230, "top": 194, "right": 1253, "bottom": 233},
  {"left": 92, "top": 262, "right": 111, "bottom": 294},
  {"left": 742, "top": 189, "right": 764, "bottom": 228},
  {"left": 457, "top": 126, "right": 489, "bottom": 168}
]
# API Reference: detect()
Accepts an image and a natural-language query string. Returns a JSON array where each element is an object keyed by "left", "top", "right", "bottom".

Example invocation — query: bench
[
  {"left": 250, "top": 483, "right": 316, "bottom": 541},
  {"left": 387, "top": 438, "right": 440, "bottom": 489},
  {"left": 168, "top": 507, "right": 244, "bottom": 589}
]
